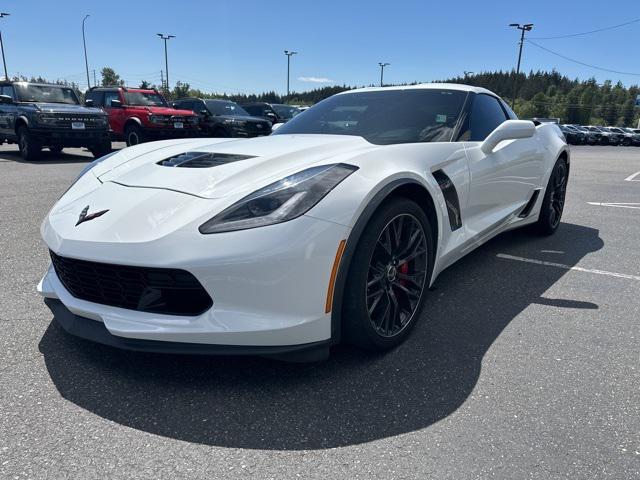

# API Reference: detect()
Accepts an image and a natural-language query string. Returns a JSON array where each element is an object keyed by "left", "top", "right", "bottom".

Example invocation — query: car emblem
[
  {"left": 76, "top": 205, "right": 109, "bottom": 226},
  {"left": 256, "top": 124, "right": 263, "bottom": 129}
]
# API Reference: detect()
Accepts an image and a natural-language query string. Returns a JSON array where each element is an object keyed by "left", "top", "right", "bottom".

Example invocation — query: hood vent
[{"left": 157, "top": 151, "right": 255, "bottom": 168}]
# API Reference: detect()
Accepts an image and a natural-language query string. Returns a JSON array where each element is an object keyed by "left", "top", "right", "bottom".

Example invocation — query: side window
[
  {"left": 3, "top": 85, "right": 16, "bottom": 100},
  {"left": 103, "top": 91, "right": 120, "bottom": 107},
  {"left": 191, "top": 100, "right": 204, "bottom": 113},
  {"left": 467, "top": 94, "right": 509, "bottom": 141},
  {"left": 244, "top": 105, "right": 257, "bottom": 115},
  {"left": 85, "top": 91, "right": 104, "bottom": 107}
]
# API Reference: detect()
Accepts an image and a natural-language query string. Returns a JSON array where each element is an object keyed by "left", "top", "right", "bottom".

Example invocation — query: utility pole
[
  {"left": 509, "top": 23, "right": 534, "bottom": 109},
  {"left": 156, "top": 33, "right": 175, "bottom": 91},
  {"left": 93, "top": 69, "right": 97, "bottom": 86},
  {"left": 82, "top": 15, "right": 91, "bottom": 89},
  {"left": 378, "top": 62, "right": 390, "bottom": 87},
  {"left": 284, "top": 50, "right": 298, "bottom": 97},
  {"left": 160, "top": 70, "right": 164, "bottom": 90},
  {"left": 0, "top": 13, "right": 10, "bottom": 81}
]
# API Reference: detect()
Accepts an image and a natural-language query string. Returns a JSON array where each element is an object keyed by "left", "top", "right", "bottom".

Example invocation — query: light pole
[
  {"left": 509, "top": 23, "right": 533, "bottom": 108},
  {"left": 157, "top": 33, "right": 175, "bottom": 91},
  {"left": 378, "top": 62, "right": 390, "bottom": 87},
  {"left": 82, "top": 15, "right": 90, "bottom": 89},
  {"left": 284, "top": 50, "right": 297, "bottom": 97},
  {"left": 0, "top": 12, "right": 10, "bottom": 81}
]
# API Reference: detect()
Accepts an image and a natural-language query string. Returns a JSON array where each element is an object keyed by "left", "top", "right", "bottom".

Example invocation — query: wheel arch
[
  {"left": 329, "top": 178, "right": 441, "bottom": 344},
  {"left": 124, "top": 117, "right": 143, "bottom": 130},
  {"left": 15, "top": 116, "right": 29, "bottom": 133}
]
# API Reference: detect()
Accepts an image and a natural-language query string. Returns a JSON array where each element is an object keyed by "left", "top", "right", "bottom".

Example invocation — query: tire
[
  {"left": 534, "top": 157, "right": 569, "bottom": 236},
  {"left": 49, "top": 146, "right": 63, "bottom": 154},
  {"left": 17, "top": 126, "right": 42, "bottom": 161},
  {"left": 342, "top": 197, "right": 434, "bottom": 351},
  {"left": 125, "top": 124, "right": 144, "bottom": 146},
  {"left": 90, "top": 139, "right": 112, "bottom": 159}
]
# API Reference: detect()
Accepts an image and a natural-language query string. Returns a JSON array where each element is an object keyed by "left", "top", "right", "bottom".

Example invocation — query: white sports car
[{"left": 38, "top": 84, "right": 569, "bottom": 361}]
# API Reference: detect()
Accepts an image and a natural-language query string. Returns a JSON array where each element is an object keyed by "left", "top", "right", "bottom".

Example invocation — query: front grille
[
  {"left": 50, "top": 251, "right": 213, "bottom": 316},
  {"left": 49, "top": 114, "right": 107, "bottom": 129}
]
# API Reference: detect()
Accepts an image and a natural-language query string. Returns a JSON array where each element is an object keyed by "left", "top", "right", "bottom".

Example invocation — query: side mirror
[
  {"left": 84, "top": 99, "right": 94, "bottom": 107},
  {"left": 109, "top": 99, "right": 122, "bottom": 108},
  {"left": 481, "top": 120, "right": 535, "bottom": 154},
  {"left": 0, "top": 94, "right": 13, "bottom": 104}
]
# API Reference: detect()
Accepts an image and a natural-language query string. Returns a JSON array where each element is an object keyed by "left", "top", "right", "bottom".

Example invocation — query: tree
[
  {"left": 139, "top": 80, "right": 151, "bottom": 89},
  {"left": 101, "top": 67, "right": 124, "bottom": 87},
  {"left": 171, "top": 81, "right": 191, "bottom": 99}
]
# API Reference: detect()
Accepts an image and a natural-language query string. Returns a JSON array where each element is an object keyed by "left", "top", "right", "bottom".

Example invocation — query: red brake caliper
[{"left": 399, "top": 262, "right": 409, "bottom": 286}]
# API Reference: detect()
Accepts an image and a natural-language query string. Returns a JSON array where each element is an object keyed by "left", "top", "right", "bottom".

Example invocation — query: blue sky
[{"left": 2, "top": 0, "right": 639, "bottom": 94}]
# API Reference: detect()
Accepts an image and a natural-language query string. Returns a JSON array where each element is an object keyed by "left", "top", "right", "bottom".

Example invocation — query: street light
[
  {"left": 378, "top": 62, "right": 390, "bottom": 87},
  {"left": 509, "top": 23, "right": 534, "bottom": 108},
  {"left": 284, "top": 50, "right": 297, "bottom": 97},
  {"left": 157, "top": 33, "right": 175, "bottom": 91},
  {"left": 82, "top": 15, "right": 90, "bottom": 89},
  {"left": 0, "top": 12, "right": 10, "bottom": 81}
]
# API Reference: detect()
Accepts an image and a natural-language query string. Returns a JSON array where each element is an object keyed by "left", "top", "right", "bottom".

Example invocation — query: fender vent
[
  {"left": 518, "top": 189, "right": 541, "bottom": 218},
  {"left": 158, "top": 151, "right": 255, "bottom": 168},
  {"left": 433, "top": 169, "right": 462, "bottom": 231}
]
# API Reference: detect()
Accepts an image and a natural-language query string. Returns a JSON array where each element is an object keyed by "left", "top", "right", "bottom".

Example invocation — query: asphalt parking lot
[{"left": 1, "top": 144, "right": 639, "bottom": 479}]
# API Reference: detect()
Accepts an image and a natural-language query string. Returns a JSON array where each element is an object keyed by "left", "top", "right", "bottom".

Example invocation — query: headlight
[
  {"left": 222, "top": 118, "right": 246, "bottom": 126},
  {"left": 37, "top": 113, "right": 57, "bottom": 124},
  {"left": 199, "top": 163, "right": 358, "bottom": 234},
  {"left": 149, "top": 115, "right": 168, "bottom": 123}
]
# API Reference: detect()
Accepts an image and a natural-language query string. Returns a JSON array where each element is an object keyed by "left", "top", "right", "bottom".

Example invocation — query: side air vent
[
  {"left": 158, "top": 151, "right": 255, "bottom": 168},
  {"left": 432, "top": 169, "right": 462, "bottom": 231},
  {"left": 518, "top": 189, "right": 541, "bottom": 218}
]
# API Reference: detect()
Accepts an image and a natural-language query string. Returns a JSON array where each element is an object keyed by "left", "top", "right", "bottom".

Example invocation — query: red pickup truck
[{"left": 85, "top": 87, "right": 199, "bottom": 146}]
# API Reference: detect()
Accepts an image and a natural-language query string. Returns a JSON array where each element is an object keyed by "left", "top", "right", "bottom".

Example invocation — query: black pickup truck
[{"left": 0, "top": 81, "right": 111, "bottom": 160}]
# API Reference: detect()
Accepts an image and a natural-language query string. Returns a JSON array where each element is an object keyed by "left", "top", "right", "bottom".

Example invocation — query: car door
[
  {"left": 103, "top": 90, "right": 125, "bottom": 134},
  {"left": 462, "top": 93, "right": 544, "bottom": 238},
  {"left": 0, "top": 85, "right": 18, "bottom": 139}
]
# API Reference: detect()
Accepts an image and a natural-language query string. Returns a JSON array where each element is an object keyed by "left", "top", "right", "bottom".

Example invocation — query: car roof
[
  {"left": 339, "top": 82, "right": 497, "bottom": 96},
  {"left": 0, "top": 81, "right": 73, "bottom": 88}
]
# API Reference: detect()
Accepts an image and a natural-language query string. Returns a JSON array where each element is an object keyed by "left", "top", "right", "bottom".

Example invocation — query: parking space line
[
  {"left": 624, "top": 171, "right": 640, "bottom": 181},
  {"left": 497, "top": 254, "right": 640, "bottom": 281},
  {"left": 587, "top": 202, "right": 640, "bottom": 210}
]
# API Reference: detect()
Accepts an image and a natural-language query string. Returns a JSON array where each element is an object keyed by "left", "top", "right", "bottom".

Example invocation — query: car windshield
[
  {"left": 274, "top": 89, "right": 468, "bottom": 145},
  {"left": 205, "top": 100, "right": 249, "bottom": 116},
  {"left": 610, "top": 128, "right": 624, "bottom": 133},
  {"left": 15, "top": 84, "right": 79, "bottom": 104},
  {"left": 272, "top": 104, "right": 300, "bottom": 120},
  {"left": 124, "top": 91, "right": 167, "bottom": 107}
]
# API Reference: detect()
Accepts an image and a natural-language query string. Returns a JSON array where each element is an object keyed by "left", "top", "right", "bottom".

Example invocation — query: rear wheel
[
  {"left": 125, "top": 124, "right": 144, "bottom": 146},
  {"left": 535, "top": 157, "right": 568, "bottom": 236},
  {"left": 17, "top": 126, "right": 42, "bottom": 161},
  {"left": 343, "top": 198, "right": 434, "bottom": 351}
]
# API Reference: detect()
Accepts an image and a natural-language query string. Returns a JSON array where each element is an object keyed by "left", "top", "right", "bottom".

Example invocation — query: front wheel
[
  {"left": 125, "top": 124, "right": 144, "bottom": 146},
  {"left": 17, "top": 126, "right": 42, "bottom": 161},
  {"left": 90, "top": 139, "right": 112, "bottom": 159},
  {"left": 534, "top": 157, "right": 568, "bottom": 236},
  {"left": 342, "top": 198, "right": 434, "bottom": 351}
]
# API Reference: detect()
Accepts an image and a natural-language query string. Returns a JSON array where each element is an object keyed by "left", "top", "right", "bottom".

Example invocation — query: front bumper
[
  {"left": 39, "top": 208, "right": 351, "bottom": 350},
  {"left": 30, "top": 128, "right": 110, "bottom": 146},
  {"left": 44, "top": 298, "right": 330, "bottom": 360}
]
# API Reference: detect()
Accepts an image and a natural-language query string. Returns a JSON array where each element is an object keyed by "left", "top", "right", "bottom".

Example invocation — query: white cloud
[{"left": 298, "top": 76, "right": 335, "bottom": 83}]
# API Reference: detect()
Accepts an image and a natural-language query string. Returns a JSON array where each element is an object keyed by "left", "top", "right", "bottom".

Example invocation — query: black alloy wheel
[
  {"left": 366, "top": 214, "right": 428, "bottom": 337},
  {"left": 535, "top": 157, "right": 568, "bottom": 235},
  {"left": 343, "top": 198, "right": 434, "bottom": 350}
]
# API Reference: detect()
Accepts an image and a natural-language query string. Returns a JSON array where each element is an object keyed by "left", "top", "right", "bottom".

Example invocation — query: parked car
[
  {"left": 172, "top": 98, "right": 272, "bottom": 138},
  {"left": 585, "top": 126, "right": 622, "bottom": 145},
  {"left": 559, "top": 125, "right": 585, "bottom": 145},
  {"left": 0, "top": 81, "right": 110, "bottom": 160},
  {"left": 39, "top": 83, "right": 569, "bottom": 361},
  {"left": 620, "top": 127, "right": 640, "bottom": 145},
  {"left": 85, "top": 87, "right": 199, "bottom": 146},
  {"left": 242, "top": 102, "right": 300, "bottom": 124},
  {"left": 568, "top": 125, "right": 601, "bottom": 145},
  {"left": 605, "top": 127, "right": 635, "bottom": 146}
]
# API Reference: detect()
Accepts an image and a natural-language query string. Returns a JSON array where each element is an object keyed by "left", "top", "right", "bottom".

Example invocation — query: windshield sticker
[{"left": 436, "top": 114, "right": 447, "bottom": 123}]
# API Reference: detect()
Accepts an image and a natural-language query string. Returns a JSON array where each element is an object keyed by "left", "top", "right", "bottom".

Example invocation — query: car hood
[
  {"left": 127, "top": 106, "right": 197, "bottom": 116},
  {"left": 94, "top": 135, "right": 376, "bottom": 199},
  {"left": 29, "top": 103, "right": 105, "bottom": 115}
]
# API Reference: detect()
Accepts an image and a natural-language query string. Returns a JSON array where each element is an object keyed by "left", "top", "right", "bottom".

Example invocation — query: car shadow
[
  {"left": 38, "top": 222, "right": 603, "bottom": 450},
  {"left": 0, "top": 145, "right": 122, "bottom": 164}
]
